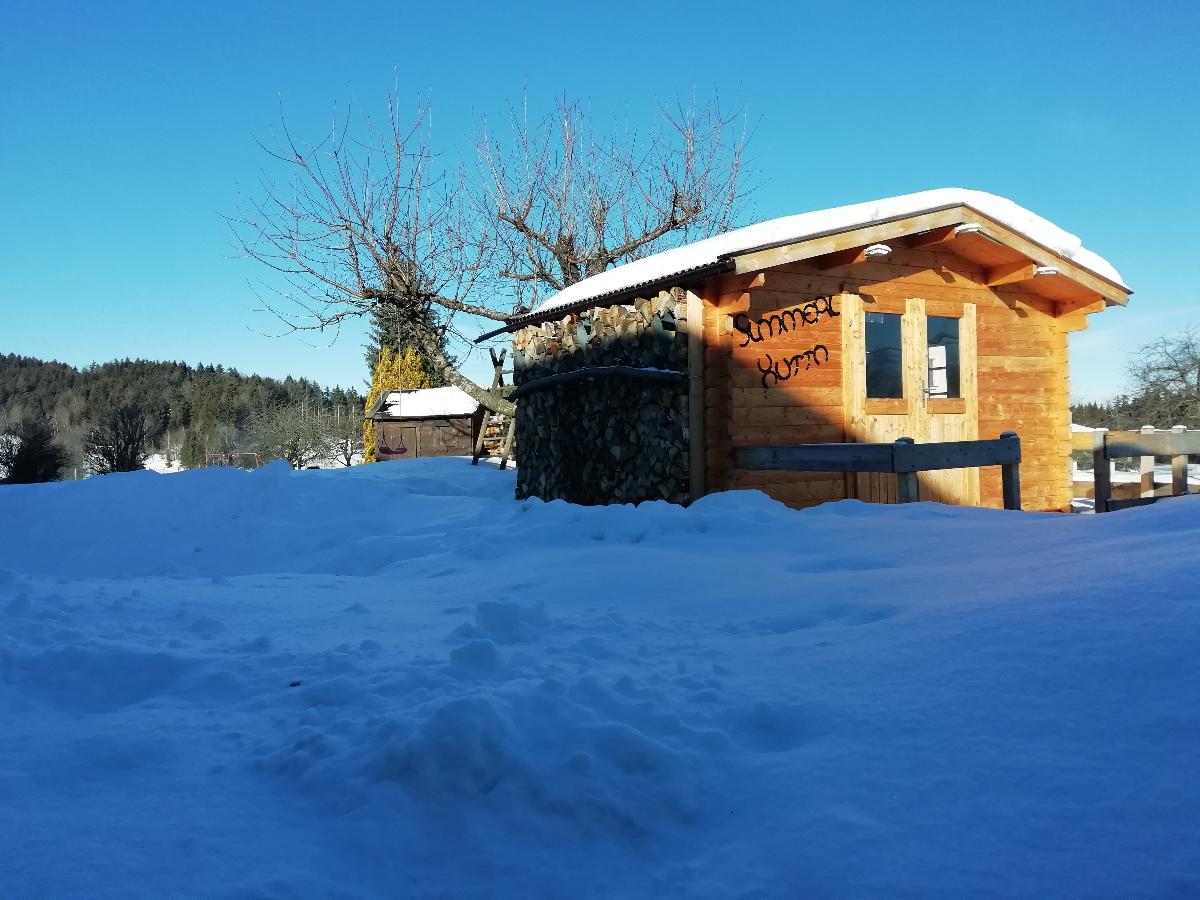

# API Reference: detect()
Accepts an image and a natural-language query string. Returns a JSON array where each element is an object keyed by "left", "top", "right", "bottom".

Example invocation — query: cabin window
[
  {"left": 865, "top": 312, "right": 903, "bottom": 398},
  {"left": 926, "top": 316, "right": 961, "bottom": 399}
]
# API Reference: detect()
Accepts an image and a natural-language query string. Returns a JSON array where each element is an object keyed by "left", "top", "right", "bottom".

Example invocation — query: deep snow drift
[{"left": 1, "top": 460, "right": 1198, "bottom": 897}]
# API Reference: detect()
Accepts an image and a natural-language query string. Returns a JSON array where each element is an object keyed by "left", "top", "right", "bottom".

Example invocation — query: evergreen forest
[{"left": 0, "top": 354, "right": 363, "bottom": 472}]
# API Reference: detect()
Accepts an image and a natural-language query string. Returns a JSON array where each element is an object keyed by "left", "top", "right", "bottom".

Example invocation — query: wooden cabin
[
  {"left": 485, "top": 189, "right": 1131, "bottom": 512},
  {"left": 365, "top": 386, "right": 483, "bottom": 460}
]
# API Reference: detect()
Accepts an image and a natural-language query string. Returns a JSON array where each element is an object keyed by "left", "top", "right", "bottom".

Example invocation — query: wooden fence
[
  {"left": 1072, "top": 426, "right": 1198, "bottom": 513},
  {"left": 736, "top": 433, "right": 1023, "bottom": 510}
]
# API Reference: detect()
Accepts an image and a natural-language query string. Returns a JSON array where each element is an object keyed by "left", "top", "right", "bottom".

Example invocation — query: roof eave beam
[
  {"left": 985, "top": 261, "right": 1041, "bottom": 288},
  {"left": 728, "top": 205, "right": 1130, "bottom": 307},
  {"left": 966, "top": 210, "right": 1130, "bottom": 306},
  {"left": 730, "top": 207, "right": 965, "bottom": 275},
  {"left": 903, "top": 225, "right": 959, "bottom": 250}
]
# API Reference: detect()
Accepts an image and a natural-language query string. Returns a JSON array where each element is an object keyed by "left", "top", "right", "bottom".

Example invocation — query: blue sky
[{"left": 1, "top": 0, "right": 1196, "bottom": 399}]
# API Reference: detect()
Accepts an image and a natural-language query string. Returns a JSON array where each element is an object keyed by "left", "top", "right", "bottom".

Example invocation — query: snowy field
[{"left": 1, "top": 460, "right": 1198, "bottom": 897}]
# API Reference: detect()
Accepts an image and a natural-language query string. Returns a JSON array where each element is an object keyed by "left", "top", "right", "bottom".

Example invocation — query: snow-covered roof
[
  {"left": 532, "top": 188, "right": 1127, "bottom": 317},
  {"left": 374, "top": 386, "right": 479, "bottom": 419}
]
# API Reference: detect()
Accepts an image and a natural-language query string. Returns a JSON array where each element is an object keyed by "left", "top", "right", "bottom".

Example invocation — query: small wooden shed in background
[
  {"left": 480, "top": 188, "right": 1132, "bottom": 512},
  {"left": 365, "top": 386, "right": 483, "bottom": 460}
]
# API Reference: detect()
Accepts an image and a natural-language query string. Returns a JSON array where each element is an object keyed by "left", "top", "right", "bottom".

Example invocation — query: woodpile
[{"left": 513, "top": 290, "right": 691, "bottom": 505}]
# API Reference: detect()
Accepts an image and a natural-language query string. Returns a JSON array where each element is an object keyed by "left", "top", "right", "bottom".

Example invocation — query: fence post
[
  {"left": 894, "top": 437, "right": 920, "bottom": 503},
  {"left": 1091, "top": 428, "right": 1111, "bottom": 513},
  {"left": 1000, "top": 431, "right": 1022, "bottom": 511},
  {"left": 1140, "top": 424, "right": 1157, "bottom": 498},
  {"left": 1171, "top": 425, "right": 1189, "bottom": 497}
]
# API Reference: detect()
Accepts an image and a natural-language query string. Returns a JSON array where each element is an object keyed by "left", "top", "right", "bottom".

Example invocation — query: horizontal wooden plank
[
  {"left": 745, "top": 271, "right": 990, "bottom": 306},
  {"left": 928, "top": 398, "right": 967, "bottom": 414},
  {"left": 735, "top": 436, "right": 1020, "bottom": 474},
  {"left": 885, "top": 247, "right": 988, "bottom": 274},
  {"left": 976, "top": 423, "right": 1067, "bottom": 438},
  {"left": 730, "top": 470, "right": 845, "bottom": 486},
  {"left": 782, "top": 260, "right": 989, "bottom": 293},
  {"left": 976, "top": 357, "right": 1060, "bottom": 374},
  {"left": 979, "top": 409, "right": 1067, "bottom": 419},
  {"left": 975, "top": 341, "right": 1060, "bottom": 356},
  {"left": 736, "top": 443, "right": 897, "bottom": 473},
  {"left": 1106, "top": 496, "right": 1160, "bottom": 512},
  {"left": 979, "top": 395, "right": 1066, "bottom": 407},
  {"left": 733, "top": 208, "right": 965, "bottom": 274},
  {"left": 865, "top": 398, "right": 908, "bottom": 415},
  {"left": 728, "top": 364, "right": 841, "bottom": 389},
  {"left": 1004, "top": 469, "right": 1071, "bottom": 483},
  {"left": 976, "top": 322, "right": 1064, "bottom": 334},
  {"left": 976, "top": 379, "right": 1061, "bottom": 395},
  {"left": 728, "top": 386, "right": 843, "bottom": 405},
  {"left": 1103, "top": 430, "right": 1200, "bottom": 458},
  {"left": 729, "top": 405, "right": 845, "bottom": 425},
  {"left": 893, "top": 436, "right": 1020, "bottom": 472},
  {"left": 731, "top": 425, "right": 846, "bottom": 445}
]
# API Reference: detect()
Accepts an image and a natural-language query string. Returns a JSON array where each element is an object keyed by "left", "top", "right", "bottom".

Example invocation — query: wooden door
[
  {"left": 395, "top": 426, "right": 420, "bottom": 458},
  {"left": 842, "top": 294, "right": 979, "bottom": 505}
]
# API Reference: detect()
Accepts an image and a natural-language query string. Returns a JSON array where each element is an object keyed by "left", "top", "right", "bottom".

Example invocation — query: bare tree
[
  {"left": 325, "top": 404, "right": 364, "bottom": 466},
  {"left": 233, "top": 98, "right": 503, "bottom": 404},
  {"left": 244, "top": 402, "right": 331, "bottom": 469},
  {"left": 234, "top": 92, "right": 752, "bottom": 415},
  {"left": 1126, "top": 326, "right": 1200, "bottom": 427},
  {"left": 478, "top": 94, "right": 751, "bottom": 311},
  {"left": 84, "top": 405, "right": 152, "bottom": 475}
]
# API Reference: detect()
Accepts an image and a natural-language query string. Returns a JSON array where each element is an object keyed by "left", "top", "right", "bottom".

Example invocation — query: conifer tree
[
  {"left": 0, "top": 420, "right": 70, "bottom": 484},
  {"left": 364, "top": 305, "right": 447, "bottom": 387},
  {"left": 395, "top": 346, "right": 432, "bottom": 392},
  {"left": 362, "top": 347, "right": 433, "bottom": 462},
  {"left": 180, "top": 429, "right": 206, "bottom": 468},
  {"left": 363, "top": 347, "right": 397, "bottom": 464}
]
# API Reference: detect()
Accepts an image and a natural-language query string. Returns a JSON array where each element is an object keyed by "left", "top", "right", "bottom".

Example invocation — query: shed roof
[
  {"left": 477, "top": 188, "right": 1129, "bottom": 341},
  {"left": 368, "top": 385, "right": 479, "bottom": 420}
]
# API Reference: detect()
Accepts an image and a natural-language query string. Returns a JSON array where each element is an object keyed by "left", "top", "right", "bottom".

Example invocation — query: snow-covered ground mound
[{"left": 1, "top": 460, "right": 1198, "bottom": 897}]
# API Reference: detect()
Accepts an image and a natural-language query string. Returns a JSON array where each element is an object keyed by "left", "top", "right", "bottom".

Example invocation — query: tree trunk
[{"left": 413, "top": 327, "right": 516, "bottom": 418}]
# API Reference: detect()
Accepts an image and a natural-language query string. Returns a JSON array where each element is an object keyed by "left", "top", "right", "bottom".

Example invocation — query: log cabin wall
[
  {"left": 702, "top": 271, "right": 847, "bottom": 509},
  {"left": 701, "top": 246, "right": 1078, "bottom": 512},
  {"left": 376, "top": 413, "right": 482, "bottom": 459},
  {"left": 512, "top": 289, "right": 692, "bottom": 505}
]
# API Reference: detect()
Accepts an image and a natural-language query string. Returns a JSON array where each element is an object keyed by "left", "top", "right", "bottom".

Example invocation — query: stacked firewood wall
[{"left": 512, "top": 289, "right": 690, "bottom": 505}]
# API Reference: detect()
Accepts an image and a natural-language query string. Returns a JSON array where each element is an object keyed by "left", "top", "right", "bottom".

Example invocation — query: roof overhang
[
  {"left": 364, "top": 393, "right": 388, "bottom": 418},
  {"left": 475, "top": 201, "right": 1131, "bottom": 342},
  {"left": 731, "top": 203, "right": 1131, "bottom": 310}
]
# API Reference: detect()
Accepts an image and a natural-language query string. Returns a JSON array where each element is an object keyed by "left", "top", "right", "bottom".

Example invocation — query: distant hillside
[{"left": 0, "top": 354, "right": 362, "bottom": 466}]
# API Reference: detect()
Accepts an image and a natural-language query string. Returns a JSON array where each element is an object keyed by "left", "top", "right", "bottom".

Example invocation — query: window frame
[
  {"left": 925, "top": 314, "right": 962, "bottom": 402},
  {"left": 864, "top": 310, "right": 905, "bottom": 401}
]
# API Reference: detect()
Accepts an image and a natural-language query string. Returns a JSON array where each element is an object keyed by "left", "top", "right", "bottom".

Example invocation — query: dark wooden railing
[
  {"left": 736, "top": 432, "right": 1023, "bottom": 510},
  {"left": 1073, "top": 426, "right": 1198, "bottom": 513}
]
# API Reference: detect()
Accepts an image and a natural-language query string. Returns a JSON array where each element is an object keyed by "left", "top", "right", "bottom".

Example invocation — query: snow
[
  {"left": 2, "top": 460, "right": 1199, "bottom": 896},
  {"left": 143, "top": 452, "right": 183, "bottom": 474},
  {"left": 534, "top": 188, "right": 1127, "bottom": 315},
  {"left": 1073, "top": 461, "right": 1200, "bottom": 485},
  {"left": 377, "top": 385, "right": 478, "bottom": 419}
]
